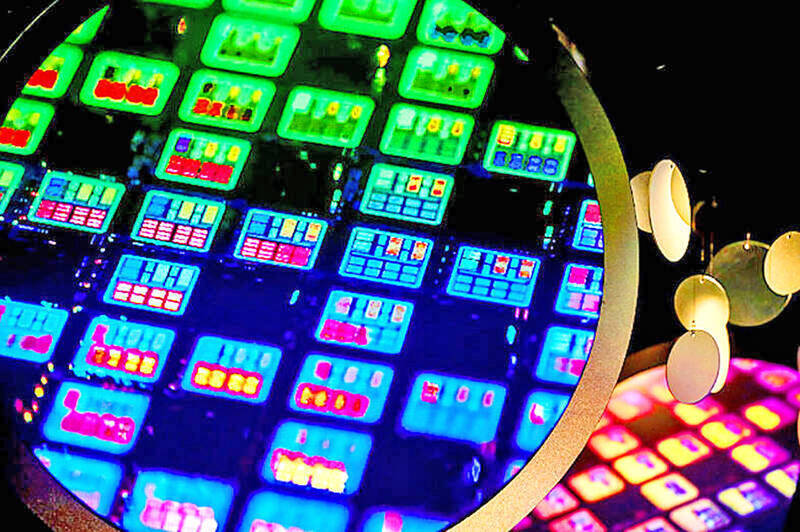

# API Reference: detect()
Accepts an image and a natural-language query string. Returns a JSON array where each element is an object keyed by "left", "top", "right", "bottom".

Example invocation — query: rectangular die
[
  {"left": 447, "top": 246, "right": 541, "bottom": 307},
  {"left": 155, "top": 128, "right": 251, "bottom": 191},
  {"left": 103, "top": 255, "right": 200, "bottom": 316},
  {"left": 555, "top": 263, "right": 603, "bottom": 319},
  {"left": 181, "top": 336, "right": 282, "bottom": 404},
  {"left": 132, "top": 189, "right": 225, "bottom": 252},
  {"left": 262, "top": 420, "right": 372, "bottom": 495},
  {"left": 483, "top": 121, "right": 576, "bottom": 182},
  {"left": 234, "top": 208, "right": 328, "bottom": 270},
  {"left": 401, "top": 372, "right": 507, "bottom": 444},
  {"left": 290, "top": 353, "right": 394, "bottom": 423},
  {"left": 339, "top": 227, "right": 433, "bottom": 288},
  {"left": 360, "top": 164, "right": 454, "bottom": 226},
  {"left": 71, "top": 315, "right": 175, "bottom": 384},
  {"left": 278, "top": 86, "right": 375, "bottom": 148},
  {"left": 315, "top": 290, "right": 414, "bottom": 355},
  {"left": 42, "top": 381, "right": 150, "bottom": 454},
  {"left": 0, "top": 298, "right": 68, "bottom": 363},
  {"left": 28, "top": 171, "right": 125, "bottom": 234},
  {"left": 572, "top": 199, "right": 603, "bottom": 253}
]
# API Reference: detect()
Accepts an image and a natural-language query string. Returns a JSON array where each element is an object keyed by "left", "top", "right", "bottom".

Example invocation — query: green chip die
[
  {"left": 132, "top": 189, "right": 226, "bottom": 252},
  {"left": 23, "top": 44, "right": 84, "bottom": 99},
  {"left": 155, "top": 128, "right": 251, "bottom": 191},
  {"left": 399, "top": 46, "right": 494, "bottom": 109},
  {"left": 28, "top": 172, "right": 125, "bottom": 234},
  {"left": 201, "top": 14, "right": 300, "bottom": 78},
  {"left": 222, "top": 0, "right": 317, "bottom": 23},
  {"left": 278, "top": 86, "right": 375, "bottom": 148},
  {"left": 80, "top": 51, "right": 180, "bottom": 116},
  {"left": 318, "top": 0, "right": 418, "bottom": 39},
  {"left": 0, "top": 161, "right": 24, "bottom": 215},
  {"left": 380, "top": 103, "right": 474, "bottom": 165},
  {"left": 483, "top": 121, "right": 576, "bottom": 182},
  {"left": 179, "top": 70, "right": 276, "bottom": 133},
  {"left": 0, "top": 99, "right": 55, "bottom": 156},
  {"left": 66, "top": 6, "right": 109, "bottom": 45},
  {"left": 416, "top": 0, "right": 506, "bottom": 55},
  {"left": 141, "top": 0, "right": 215, "bottom": 7}
]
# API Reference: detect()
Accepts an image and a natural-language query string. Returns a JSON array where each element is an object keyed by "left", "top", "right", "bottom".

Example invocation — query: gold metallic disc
[
  {"left": 764, "top": 231, "right": 800, "bottom": 296},
  {"left": 709, "top": 240, "right": 791, "bottom": 327},
  {"left": 667, "top": 329, "right": 721, "bottom": 404},
  {"left": 673, "top": 274, "right": 730, "bottom": 331}
]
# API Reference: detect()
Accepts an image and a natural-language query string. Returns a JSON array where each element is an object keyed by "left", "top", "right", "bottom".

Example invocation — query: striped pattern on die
[
  {"left": 360, "top": 164, "right": 454, "bottom": 226},
  {"left": 234, "top": 208, "right": 328, "bottom": 270},
  {"left": 339, "top": 227, "right": 433, "bottom": 288},
  {"left": 555, "top": 263, "right": 603, "bottom": 319},
  {"left": 132, "top": 189, "right": 225, "bottom": 252},
  {"left": 103, "top": 255, "right": 200, "bottom": 316},
  {"left": 28, "top": 171, "right": 124, "bottom": 233},
  {"left": 446, "top": 245, "right": 541, "bottom": 307},
  {"left": 572, "top": 199, "right": 604, "bottom": 253}
]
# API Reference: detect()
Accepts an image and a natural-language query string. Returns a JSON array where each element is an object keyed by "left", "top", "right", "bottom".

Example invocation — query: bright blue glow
[
  {"left": 503, "top": 459, "right": 526, "bottom": 482},
  {"left": 535, "top": 326, "right": 595, "bottom": 386},
  {"left": 289, "top": 289, "right": 300, "bottom": 305},
  {"left": 515, "top": 390, "right": 570, "bottom": 452},
  {"left": 446, "top": 246, "right": 541, "bottom": 307},
  {"left": 400, "top": 372, "right": 507, "bottom": 444},
  {"left": 102, "top": 254, "right": 200, "bottom": 316},
  {"left": 122, "top": 469, "right": 235, "bottom": 532},
  {"left": 233, "top": 208, "right": 328, "bottom": 270},
  {"left": 237, "top": 490, "right": 350, "bottom": 532},
  {"left": 0, "top": 298, "right": 68, "bottom": 363},
  {"left": 71, "top": 315, "right": 175, "bottom": 384},
  {"left": 362, "top": 511, "right": 449, "bottom": 532},
  {"left": 289, "top": 353, "right": 394, "bottom": 423},
  {"left": 33, "top": 446, "right": 122, "bottom": 516},
  {"left": 315, "top": 290, "right": 414, "bottom": 355},
  {"left": 42, "top": 381, "right": 149, "bottom": 454},
  {"left": 339, "top": 226, "right": 433, "bottom": 288},
  {"left": 131, "top": 189, "right": 225, "bottom": 253},
  {"left": 554, "top": 263, "right": 603, "bottom": 319},
  {"left": 180, "top": 335, "right": 282, "bottom": 404},
  {"left": 359, "top": 163, "right": 454, "bottom": 226},
  {"left": 571, "top": 199, "right": 603, "bottom": 253},
  {"left": 505, "top": 325, "right": 517, "bottom": 345},
  {"left": 262, "top": 420, "right": 372, "bottom": 495}
]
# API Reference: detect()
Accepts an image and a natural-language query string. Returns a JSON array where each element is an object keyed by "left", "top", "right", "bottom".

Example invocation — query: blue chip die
[
  {"left": 446, "top": 246, "right": 540, "bottom": 307},
  {"left": 71, "top": 315, "right": 175, "bottom": 384},
  {"left": 515, "top": 390, "right": 570, "bottom": 452},
  {"left": 535, "top": 326, "right": 595, "bottom": 386},
  {"left": 359, "top": 164, "right": 454, "bottom": 226},
  {"left": 339, "top": 227, "right": 433, "bottom": 289},
  {"left": 554, "top": 263, "right": 603, "bottom": 319},
  {"left": 180, "top": 335, "right": 282, "bottom": 404},
  {"left": 0, "top": 298, "right": 68, "bottom": 363},
  {"left": 289, "top": 353, "right": 394, "bottom": 423},
  {"left": 262, "top": 420, "right": 372, "bottom": 495},
  {"left": 400, "top": 372, "right": 507, "bottom": 445},
  {"left": 315, "top": 290, "right": 414, "bottom": 355},
  {"left": 103, "top": 255, "right": 200, "bottom": 316},
  {"left": 41, "top": 381, "right": 150, "bottom": 455},
  {"left": 237, "top": 490, "right": 350, "bottom": 532},
  {"left": 571, "top": 199, "right": 603, "bottom": 253}
]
